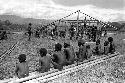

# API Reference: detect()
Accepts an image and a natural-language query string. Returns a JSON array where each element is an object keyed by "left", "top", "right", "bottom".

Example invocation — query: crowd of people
[
  {"left": 15, "top": 36, "right": 115, "bottom": 79},
  {"left": 25, "top": 23, "right": 103, "bottom": 42},
  {"left": 0, "top": 22, "right": 104, "bottom": 42}
]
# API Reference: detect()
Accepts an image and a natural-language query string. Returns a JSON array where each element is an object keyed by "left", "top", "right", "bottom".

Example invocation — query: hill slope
[{"left": 0, "top": 15, "right": 54, "bottom": 25}]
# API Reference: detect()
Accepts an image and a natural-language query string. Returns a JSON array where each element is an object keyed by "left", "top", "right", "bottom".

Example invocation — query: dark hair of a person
[
  {"left": 86, "top": 45, "right": 90, "bottom": 49},
  {"left": 39, "top": 48, "right": 47, "bottom": 57},
  {"left": 108, "top": 37, "right": 113, "bottom": 43},
  {"left": 18, "top": 54, "right": 26, "bottom": 63},
  {"left": 29, "top": 23, "right": 32, "bottom": 26},
  {"left": 55, "top": 43, "right": 62, "bottom": 51},
  {"left": 104, "top": 41, "right": 109, "bottom": 46}
]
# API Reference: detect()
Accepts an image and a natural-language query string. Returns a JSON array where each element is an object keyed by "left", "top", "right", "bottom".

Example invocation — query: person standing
[
  {"left": 35, "top": 28, "right": 40, "bottom": 38},
  {"left": 27, "top": 23, "right": 32, "bottom": 41}
]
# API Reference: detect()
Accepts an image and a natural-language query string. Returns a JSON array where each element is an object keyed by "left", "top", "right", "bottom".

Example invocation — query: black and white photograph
[{"left": 0, "top": 0, "right": 125, "bottom": 83}]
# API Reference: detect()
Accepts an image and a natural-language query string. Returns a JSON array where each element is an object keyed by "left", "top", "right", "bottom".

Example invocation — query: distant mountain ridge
[
  {"left": 118, "top": 21, "right": 125, "bottom": 24},
  {"left": 0, "top": 15, "right": 124, "bottom": 25},
  {"left": 0, "top": 15, "right": 54, "bottom": 25}
]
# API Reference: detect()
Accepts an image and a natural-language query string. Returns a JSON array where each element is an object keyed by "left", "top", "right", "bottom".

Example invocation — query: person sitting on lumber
[
  {"left": 108, "top": 37, "right": 115, "bottom": 54},
  {"left": 86, "top": 45, "right": 93, "bottom": 59},
  {"left": 15, "top": 54, "right": 35, "bottom": 78},
  {"left": 63, "top": 40, "right": 75, "bottom": 65},
  {"left": 51, "top": 43, "right": 66, "bottom": 70},
  {"left": 77, "top": 39, "right": 87, "bottom": 61},
  {"left": 93, "top": 39, "right": 102, "bottom": 55},
  {"left": 36, "top": 48, "right": 52, "bottom": 73},
  {"left": 103, "top": 41, "right": 109, "bottom": 55}
]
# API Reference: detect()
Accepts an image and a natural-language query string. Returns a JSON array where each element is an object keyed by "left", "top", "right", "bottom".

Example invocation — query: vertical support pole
[
  {"left": 57, "top": 20, "right": 61, "bottom": 38},
  {"left": 77, "top": 10, "right": 80, "bottom": 34},
  {"left": 76, "top": 11, "right": 80, "bottom": 83},
  {"left": 65, "top": 21, "right": 67, "bottom": 32},
  {"left": 89, "top": 20, "right": 90, "bottom": 26},
  {"left": 85, "top": 17, "right": 86, "bottom": 23},
  {"left": 84, "top": 17, "right": 86, "bottom": 26},
  {"left": 57, "top": 20, "right": 59, "bottom": 32}
]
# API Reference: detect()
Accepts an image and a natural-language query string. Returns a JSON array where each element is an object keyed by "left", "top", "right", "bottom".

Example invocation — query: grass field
[{"left": 0, "top": 31, "right": 125, "bottom": 82}]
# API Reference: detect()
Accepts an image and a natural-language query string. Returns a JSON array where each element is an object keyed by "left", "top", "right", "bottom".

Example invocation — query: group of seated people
[
  {"left": 93, "top": 37, "right": 115, "bottom": 55},
  {"left": 15, "top": 37, "right": 116, "bottom": 79}
]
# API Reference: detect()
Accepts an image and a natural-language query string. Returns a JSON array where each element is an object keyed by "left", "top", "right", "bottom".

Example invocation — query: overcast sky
[
  {"left": 53, "top": 0, "right": 124, "bottom": 9},
  {"left": 0, "top": 0, "right": 124, "bottom": 22}
]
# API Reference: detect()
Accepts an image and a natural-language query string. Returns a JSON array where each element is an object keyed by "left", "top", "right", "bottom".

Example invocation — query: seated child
[
  {"left": 93, "top": 39, "right": 101, "bottom": 55},
  {"left": 86, "top": 45, "right": 93, "bottom": 59},
  {"left": 63, "top": 41, "right": 75, "bottom": 65},
  {"left": 108, "top": 37, "right": 115, "bottom": 54},
  {"left": 103, "top": 41, "right": 109, "bottom": 55},
  {"left": 37, "top": 48, "right": 51, "bottom": 73},
  {"left": 78, "top": 39, "right": 87, "bottom": 61},
  {"left": 51, "top": 43, "right": 66, "bottom": 70},
  {"left": 15, "top": 54, "right": 34, "bottom": 78}
]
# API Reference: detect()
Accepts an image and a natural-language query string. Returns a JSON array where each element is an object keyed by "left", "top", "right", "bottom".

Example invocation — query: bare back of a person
[
  {"left": 53, "top": 51, "right": 66, "bottom": 66},
  {"left": 93, "top": 44, "right": 102, "bottom": 55},
  {"left": 79, "top": 45, "right": 86, "bottom": 61},
  {"left": 104, "top": 46, "right": 109, "bottom": 55},
  {"left": 109, "top": 42, "right": 115, "bottom": 54},
  {"left": 39, "top": 55, "right": 51, "bottom": 72},
  {"left": 17, "top": 62, "right": 29, "bottom": 78},
  {"left": 86, "top": 49, "right": 92, "bottom": 59},
  {"left": 64, "top": 46, "right": 75, "bottom": 64}
]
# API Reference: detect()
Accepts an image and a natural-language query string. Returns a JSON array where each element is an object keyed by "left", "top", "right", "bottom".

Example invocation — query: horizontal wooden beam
[{"left": 63, "top": 20, "right": 99, "bottom": 23}]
